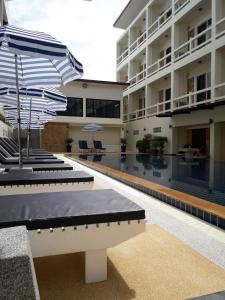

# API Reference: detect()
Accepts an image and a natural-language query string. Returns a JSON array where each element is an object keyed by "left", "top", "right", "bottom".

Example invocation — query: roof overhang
[{"left": 113, "top": 0, "right": 149, "bottom": 29}]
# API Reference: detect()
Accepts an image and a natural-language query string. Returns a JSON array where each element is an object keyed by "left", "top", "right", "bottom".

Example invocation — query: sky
[{"left": 8, "top": 0, "right": 129, "bottom": 81}]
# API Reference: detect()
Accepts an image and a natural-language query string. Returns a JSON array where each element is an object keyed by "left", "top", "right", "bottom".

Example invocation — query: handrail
[
  {"left": 216, "top": 16, "right": 225, "bottom": 38},
  {"left": 148, "top": 5, "right": 172, "bottom": 38},
  {"left": 173, "top": 87, "right": 211, "bottom": 109},
  {"left": 147, "top": 51, "right": 171, "bottom": 77},
  {"left": 174, "top": 26, "right": 212, "bottom": 61},
  {"left": 123, "top": 88, "right": 214, "bottom": 122},
  {"left": 215, "top": 82, "right": 225, "bottom": 102},
  {"left": 129, "top": 68, "right": 146, "bottom": 87},
  {"left": 129, "top": 31, "right": 147, "bottom": 54},
  {"left": 117, "top": 48, "right": 129, "bottom": 65},
  {"left": 174, "top": 0, "right": 190, "bottom": 14}
]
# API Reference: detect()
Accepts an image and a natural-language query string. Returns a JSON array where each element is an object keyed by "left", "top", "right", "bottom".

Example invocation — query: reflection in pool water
[{"left": 79, "top": 154, "right": 225, "bottom": 207}]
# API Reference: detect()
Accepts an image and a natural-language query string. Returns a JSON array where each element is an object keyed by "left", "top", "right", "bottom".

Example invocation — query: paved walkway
[{"left": 61, "top": 155, "right": 225, "bottom": 270}]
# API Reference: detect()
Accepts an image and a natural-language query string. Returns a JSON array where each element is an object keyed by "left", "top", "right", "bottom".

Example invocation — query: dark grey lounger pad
[
  {"left": 2, "top": 157, "right": 64, "bottom": 164},
  {"left": 2, "top": 163, "right": 73, "bottom": 172},
  {"left": 0, "top": 189, "right": 145, "bottom": 230},
  {"left": 0, "top": 171, "right": 93, "bottom": 186}
]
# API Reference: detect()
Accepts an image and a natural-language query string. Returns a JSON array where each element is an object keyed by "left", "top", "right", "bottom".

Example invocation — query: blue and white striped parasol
[
  {"left": 0, "top": 25, "right": 83, "bottom": 167},
  {"left": 82, "top": 123, "right": 104, "bottom": 132}
]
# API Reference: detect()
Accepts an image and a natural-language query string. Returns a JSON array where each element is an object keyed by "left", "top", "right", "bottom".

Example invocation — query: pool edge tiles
[{"left": 66, "top": 155, "right": 225, "bottom": 231}]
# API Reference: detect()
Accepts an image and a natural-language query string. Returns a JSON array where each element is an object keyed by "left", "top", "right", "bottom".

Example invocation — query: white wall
[
  {"left": 124, "top": 115, "right": 171, "bottom": 152},
  {"left": 68, "top": 126, "right": 121, "bottom": 152}
]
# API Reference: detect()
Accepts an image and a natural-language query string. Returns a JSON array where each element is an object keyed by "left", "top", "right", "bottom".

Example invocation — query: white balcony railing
[
  {"left": 129, "top": 69, "right": 146, "bottom": 88},
  {"left": 148, "top": 6, "right": 172, "bottom": 38},
  {"left": 174, "top": 26, "right": 212, "bottom": 61},
  {"left": 129, "top": 31, "right": 147, "bottom": 54},
  {"left": 174, "top": 0, "right": 190, "bottom": 14},
  {"left": 215, "top": 82, "right": 225, "bottom": 102},
  {"left": 117, "top": 48, "right": 129, "bottom": 66},
  {"left": 147, "top": 52, "right": 171, "bottom": 77},
  {"left": 216, "top": 17, "right": 225, "bottom": 39},
  {"left": 173, "top": 88, "right": 211, "bottom": 110},
  {"left": 122, "top": 88, "right": 215, "bottom": 122}
]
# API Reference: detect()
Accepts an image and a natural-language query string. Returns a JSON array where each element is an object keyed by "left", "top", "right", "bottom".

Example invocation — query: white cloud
[{"left": 8, "top": 0, "right": 128, "bottom": 81}]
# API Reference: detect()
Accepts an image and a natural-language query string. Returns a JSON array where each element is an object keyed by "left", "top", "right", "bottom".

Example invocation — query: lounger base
[
  {"left": 29, "top": 220, "right": 146, "bottom": 283},
  {"left": 0, "top": 182, "right": 94, "bottom": 195}
]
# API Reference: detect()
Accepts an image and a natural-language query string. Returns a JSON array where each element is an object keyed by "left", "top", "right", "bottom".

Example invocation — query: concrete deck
[{"left": 34, "top": 155, "right": 225, "bottom": 299}]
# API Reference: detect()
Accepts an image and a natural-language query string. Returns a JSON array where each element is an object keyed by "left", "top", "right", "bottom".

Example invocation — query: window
[
  {"left": 86, "top": 99, "right": 120, "bottom": 118},
  {"left": 197, "top": 19, "right": 212, "bottom": 46},
  {"left": 58, "top": 97, "right": 83, "bottom": 117},
  {"left": 196, "top": 72, "right": 211, "bottom": 102}
]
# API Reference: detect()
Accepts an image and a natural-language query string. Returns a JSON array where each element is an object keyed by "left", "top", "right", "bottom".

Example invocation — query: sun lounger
[
  {"left": 5, "top": 137, "right": 52, "bottom": 155},
  {"left": 79, "top": 140, "right": 92, "bottom": 153},
  {"left": 0, "top": 138, "right": 56, "bottom": 159},
  {"left": 93, "top": 140, "right": 106, "bottom": 152},
  {"left": 0, "top": 189, "right": 146, "bottom": 283},
  {"left": 0, "top": 152, "right": 64, "bottom": 165},
  {"left": 1, "top": 163, "right": 73, "bottom": 172},
  {"left": 0, "top": 170, "right": 94, "bottom": 195}
]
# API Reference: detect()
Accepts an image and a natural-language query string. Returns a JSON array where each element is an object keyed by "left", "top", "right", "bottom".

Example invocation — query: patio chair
[
  {"left": 79, "top": 140, "right": 91, "bottom": 153},
  {"left": 0, "top": 170, "right": 94, "bottom": 195},
  {"left": 0, "top": 189, "right": 146, "bottom": 283},
  {"left": 93, "top": 140, "right": 106, "bottom": 152}
]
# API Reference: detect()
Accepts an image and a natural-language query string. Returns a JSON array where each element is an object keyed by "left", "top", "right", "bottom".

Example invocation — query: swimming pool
[{"left": 78, "top": 154, "right": 225, "bottom": 207}]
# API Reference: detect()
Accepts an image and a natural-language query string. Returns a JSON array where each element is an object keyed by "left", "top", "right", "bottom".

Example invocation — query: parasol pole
[
  {"left": 15, "top": 54, "right": 23, "bottom": 168},
  {"left": 26, "top": 97, "right": 32, "bottom": 158}
]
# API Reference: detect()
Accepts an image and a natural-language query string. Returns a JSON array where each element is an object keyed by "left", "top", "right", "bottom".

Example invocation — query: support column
[{"left": 85, "top": 248, "right": 107, "bottom": 283}]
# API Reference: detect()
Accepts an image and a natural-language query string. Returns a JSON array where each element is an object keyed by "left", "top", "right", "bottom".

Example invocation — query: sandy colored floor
[{"left": 34, "top": 225, "right": 225, "bottom": 300}]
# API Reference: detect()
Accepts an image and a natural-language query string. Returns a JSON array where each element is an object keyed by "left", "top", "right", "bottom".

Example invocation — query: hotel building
[{"left": 115, "top": 0, "right": 225, "bottom": 161}]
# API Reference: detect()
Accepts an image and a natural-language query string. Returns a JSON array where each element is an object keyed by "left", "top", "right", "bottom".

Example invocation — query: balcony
[
  {"left": 174, "top": 26, "right": 212, "bottom": 62},
  {"left": 130, "top": 68, "right": 146, "bottom": 88},
  {"left": 172, "top": 88, "right": 211, "bottom": 111},
  {"left": 147, "top": 52, "right": 171, "bottom": 77},
  {"left": 216, "top": 17, "right": 225, "bottom": 39},
  {"left": 148, "top": 5, "right": 172, "bottom": 38},
  {"left": 215, "top": 82, "right": 225, "bottom": 103},
  {"left": 117, "top": 48, "right": 129, "bottom": 66},
  {"left": 129, "top": 31, "right": 147, "bottom": 55},
  {"left": 174, "top": 0, "right": 190, "bottom": 14}
]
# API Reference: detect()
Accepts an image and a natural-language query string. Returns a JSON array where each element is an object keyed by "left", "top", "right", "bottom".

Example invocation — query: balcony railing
[
  {"left": 174, "top": 0, "right": 190, "bottom": 14},
  {"left": 216, "top": 17, "right": 225, "bottom": 39},
  {"left": 215, "top": 82, "right": 225, "bottom": 102},
  {"left": 129, "top": 31, "right": 147, "bottom": 54},
  {"left": 173, "top": 88, "right": 211, "bottom": 110},
  {"left": 117, "top": 48, "right": 129, "bottom": 66},
  {"left": 129, "top": 69, "right": 146, "bottom": 88},
  {"left": 174, "top": 26, "right": 212, "bottom": 61},
  {"left": 148, "top": 6, "right": 172, "bottom": 38},
  {"left": 123, "top": 88, "right": 215, "bottom": 122},
  {"left": 147, "top": 52, "right": 171, "bottom": 77}
]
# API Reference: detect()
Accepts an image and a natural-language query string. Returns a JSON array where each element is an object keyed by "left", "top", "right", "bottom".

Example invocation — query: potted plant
[
  {"left": 66, "top": 137, "right": 73, "bottom": 152},
  {"left": 136, "top": 139, "right": 145, "bottom": 153},
  {"left": 151, "top": 136, "right": 168, "bottom": 156},
  {"left": 121, "top": 138, "right": 126, "bottom": 153}
]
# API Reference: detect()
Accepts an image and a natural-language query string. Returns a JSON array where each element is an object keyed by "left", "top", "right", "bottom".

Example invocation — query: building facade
[
  {"left": 115, "top": 0, "right": 225, "bottom": 161},
  {"left": 41, "top": 79, "right": 128, "bottom": 152}
]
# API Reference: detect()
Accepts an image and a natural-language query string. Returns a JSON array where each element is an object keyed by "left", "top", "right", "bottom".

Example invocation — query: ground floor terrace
[
  {"left": 124, "top": 105, "right": 225, "bottom": 161},
  {"left": 33, "top": 154, "right": 225, "bottom": 299}
]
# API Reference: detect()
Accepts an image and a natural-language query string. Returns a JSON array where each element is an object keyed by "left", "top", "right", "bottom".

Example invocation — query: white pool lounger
[
  {"left": 0, "top": 189, "right": 146, "bottom": 283},
  {"left": 0, "top": 171, "right": 94, "bottom": 195}
]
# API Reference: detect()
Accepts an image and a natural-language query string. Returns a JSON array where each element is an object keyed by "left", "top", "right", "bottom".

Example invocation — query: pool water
[{"left": 79, "top": 154, "right": 225, "bottom": 207}]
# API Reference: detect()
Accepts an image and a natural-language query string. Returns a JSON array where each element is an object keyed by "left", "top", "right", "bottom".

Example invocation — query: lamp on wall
[{"left": 209, "top": 118, "right": 213, "bottom": 124}]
